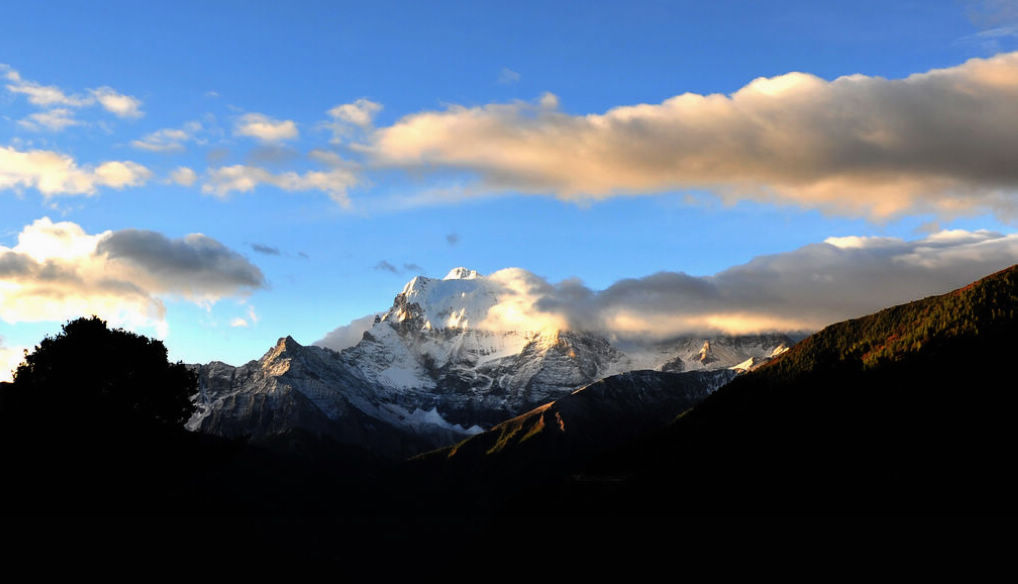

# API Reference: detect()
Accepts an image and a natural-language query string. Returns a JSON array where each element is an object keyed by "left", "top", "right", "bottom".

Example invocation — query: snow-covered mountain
[{"left": 189, "top": 268, "right": 792, "bottom": 458}]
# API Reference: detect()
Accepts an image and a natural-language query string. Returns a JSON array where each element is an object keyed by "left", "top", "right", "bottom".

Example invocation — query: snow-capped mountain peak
[
  {"left": 444, "top": 267, "right": 481, "bottom": 280},
  {"left": 191, "top": 267, "right": 796, "bottom": 459},
  {"left": 382, "top": 270, "right": 500, "bottom": 332}
]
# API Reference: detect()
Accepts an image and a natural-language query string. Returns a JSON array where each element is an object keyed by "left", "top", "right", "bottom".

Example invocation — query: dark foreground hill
[
  {"left": 404, "top": 368, "right": 736, "bottom": 511},
  {"left": 555, "top": 264, "right": 1018, "bottom": 516}
]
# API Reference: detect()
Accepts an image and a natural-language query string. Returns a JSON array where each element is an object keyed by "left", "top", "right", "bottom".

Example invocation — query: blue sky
[{"left": 3, "top": 0, "right": 1018, "bottom": 374}]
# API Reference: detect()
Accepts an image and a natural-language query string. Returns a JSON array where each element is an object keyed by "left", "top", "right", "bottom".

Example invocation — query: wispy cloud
[
  {"left": 201, "top": 164, "right": 357, "bottom": 205},
  {"left": 234, "top": 113, "right": 298, "bottom": 143},
  {"left": 132, "top": 121, "right": 203, "bottom": 152},
  {"left": 249, "top": 243, "right": 280, "bottom": 255},
  {"left": 497, "top": 67, "right": 521, "bottom": 85},
  {"left": 17, "top": 108, "right": 81, "bottom": 132},
  {"left": 372, "top": 260, "right": 425, "bottom": 275},
  {"left": 2, "top": 64, "right": 143, "bottom": 119},
  {"left": 324, "top": 98, "right": 381, "bottom": 143}
]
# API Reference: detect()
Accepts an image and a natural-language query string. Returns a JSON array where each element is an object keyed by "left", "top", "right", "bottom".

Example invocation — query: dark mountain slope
[
  {"left": 406, "top": 369, "right": 735, "bottom": 509},
  {"left": 566, "top": 265, "right": 1018, "bottom": 515}
]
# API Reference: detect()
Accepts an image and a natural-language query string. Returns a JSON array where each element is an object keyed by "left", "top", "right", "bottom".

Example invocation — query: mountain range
[
  {"left": 5, "top": 262, "right": 1017, "bottom": 563},
  {"left": 188, "top": 267, "right": 791, "bottom": 458}
]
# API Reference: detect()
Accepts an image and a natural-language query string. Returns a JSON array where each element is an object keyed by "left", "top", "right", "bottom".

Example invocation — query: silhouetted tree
[{"left": 8, "top": 316, "right": 197, "bottom": 429}]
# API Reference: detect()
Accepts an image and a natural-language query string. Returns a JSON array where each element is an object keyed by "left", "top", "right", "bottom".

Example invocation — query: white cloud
[
  {"left": 315, "top": 313, "right": 378, "bottom": 351},
  {"left": 0, "top": 218, "right": 266, "bottom": 336},
  {"left": 325, "top": 98, "right": 381, "bottom": 143},
  {"left": 367, "top": 52, "right": 1018, "bottom": 219},
  {"left": 169, "top": 166, "right": 197, "bottom": 186},
  {"left": 0, "top": 146, "right": 151, "bottom": 197},
  {"left": 228, "top": 306, "right": 259, "bottom": 328},
  {"left": 202, "top": 164, "right": 357, "bottom": 205},
  {"left": 0, "top": 337, "right": 26, "bottom": 383},
  {"left": 17, "top": 108, "right": 81, "bottom": 132},
  {"left": 132, "top": 122, "right": 202, "bottom": 152},
  {"left": 234, "top": 113, "right": 299, "bottom": 143},
  {"left": 90, "top": 86, "right": 143, "bottom": 118}
]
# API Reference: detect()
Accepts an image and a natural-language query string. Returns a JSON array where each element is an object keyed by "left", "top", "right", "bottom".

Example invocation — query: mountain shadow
[
  {"left": 404, "top": 368, "right": 736, "bottom": 513},
  {"left": 553, "top": 264, "right": 1018, "bottom": 516}
]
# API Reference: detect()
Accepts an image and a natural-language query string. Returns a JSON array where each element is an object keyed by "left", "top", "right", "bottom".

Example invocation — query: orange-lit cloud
[
  {"left": 0, "top": 218, "right": 265, "bottom": 336},
  {"left": 366, "top": 52, "right": 1018, "bottom": 218}
]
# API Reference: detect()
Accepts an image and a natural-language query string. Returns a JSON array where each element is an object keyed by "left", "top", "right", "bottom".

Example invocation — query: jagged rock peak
[
  {"left": 698, "top": 340, "right": 717, "bottom": 364},
  {"left": 770, "top": 343, "right": 790, "bottom": 358},
  {"left": 265, "top": 335, "right": 303, "bottom": 357},
  {"left": 444, "top": 267, "right": 481, "bottom": 280}
]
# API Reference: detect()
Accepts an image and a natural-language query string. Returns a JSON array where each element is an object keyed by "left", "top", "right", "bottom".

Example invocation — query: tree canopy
[{"left": 9, "top": 316, "right": 197, "bottom": 429}]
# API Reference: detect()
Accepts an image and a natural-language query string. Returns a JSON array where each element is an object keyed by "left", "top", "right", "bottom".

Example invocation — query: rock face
[{"left": 189, "top": 269, "right": 792, "bottom": 458}]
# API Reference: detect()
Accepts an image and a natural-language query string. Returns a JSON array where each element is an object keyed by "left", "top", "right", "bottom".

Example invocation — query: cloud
[
  {"left": 318, "top": 229, "right": 1018, "bottom": 344},
  {"left": 315, "top": 313, "right": 378, "bottom": 352},
  {"left": 446, "top": 233, "right": 459, "bottom": 246},
  {"left": 529, "top": 229, "right": 1018, "bottom": 339},
  {"left": 92, "top": 161, "right": 151, "bottom": 189},
  {"left": 245, "top": 145, "right": 300, "bottom": 166},
  {"left": 96, "top": 229, "right": 265, "bottom": 301},
  {"left": 366, "top": 52, "right": 1018, "bottom": 219},
  {"left": 2, "top": 64, "right": 143, "bottom": 119},
  {"left": 0, "top": 146, "right": 151, "bottom": 197},
  {"left": 372, "top": 260, "right": 425, "bottom": 274},
  {"left": 202, "top": 164, "right": 356, "bottom": 205},
  {"left": 169, "top": 166, "right": 197, "bottom": 186},
  {"left": 18, "top": 108, "right": 80, "bottom": 132},
  {"left": 132, "top": 121, "right": 203, "bottom": 152},
  {"left": 249, "top": 243, "right": 280, "bottom": 255},
  {"left": 0, "top": 218, "right": 265, "bottom": 335},
  {"left": 325, "top": 98, "right": 382, "bottom": 143},
  {"left": 0, "top": 337, "right": 26, "bottom": 383},
  {"left": 234, "top": 113, "right": 299, "bottom": 143},
  {"left": 328, "top": 99, "right": 382, "bottom": 128},
  {"left": 229, "top": 305, "right": 258, "bottom": 328},
  {"left": 374, "top": 260, "right": 398, "bottom": 273},
  {"left": 3, "top": 66, "right": 90, "bottom": 107},
  {"left": 959, "top": 2, "right": 1018, "bottom": 52},
  {"left": 91, "top": 86, "right": 143, "bottom": 118},
  {"left": 967, "top": 0, "right": 1018, "bottom": 27},
  {"left": 497, "top": 67, "right": 521, "bottom": 85}
]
